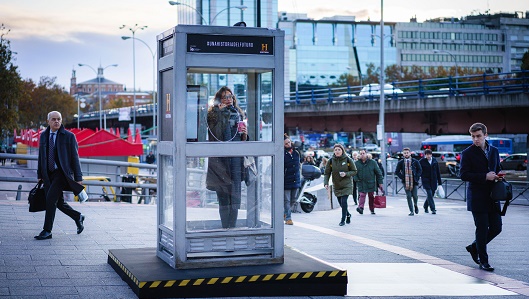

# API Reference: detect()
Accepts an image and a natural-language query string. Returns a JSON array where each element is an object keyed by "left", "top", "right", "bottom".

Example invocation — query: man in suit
[
  {"left": 395, "top": 147, "right": 422, "bottom": 216},
  {"left": 35, "top": 111, "right": 85, "bottom": 240},
  {"left": 419, "top": 149, "right": 442, "bottom": 214},
  {"left": 460, "top": 122, "right": 502, "bottom": 271}
]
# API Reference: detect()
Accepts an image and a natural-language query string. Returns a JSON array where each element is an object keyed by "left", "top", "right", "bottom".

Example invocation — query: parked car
[
  {"left": 358, "top": 83, "right": 404, "bottom": 98},
  {"left": 500, "top": 153, "right": 527, "bottom": 171},
  {"left": 432, "top": 151, "right": 457, "bottom": 162},
  {"left": 363, "top": 144, "right": 380, "bottom": 151}
]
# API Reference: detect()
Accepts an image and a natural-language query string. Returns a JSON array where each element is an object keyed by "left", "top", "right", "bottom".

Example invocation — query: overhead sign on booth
[{"left": 187, "top": 34, "right": 273, "bottom": 55}]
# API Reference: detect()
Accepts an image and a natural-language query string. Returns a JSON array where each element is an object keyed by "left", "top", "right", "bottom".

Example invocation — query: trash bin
[{"left": 120, "top": 174, "right": 136, "bottom": 203}]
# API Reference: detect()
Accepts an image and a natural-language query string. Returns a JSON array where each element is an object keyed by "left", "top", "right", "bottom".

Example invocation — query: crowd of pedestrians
[{"left": 285, "top": 122, "right": 505, "bottom": 273}]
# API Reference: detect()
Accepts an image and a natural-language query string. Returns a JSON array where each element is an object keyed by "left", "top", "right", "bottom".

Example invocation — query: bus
[{"left": 421, "top": 135, "right": 513, "bottom": 154}]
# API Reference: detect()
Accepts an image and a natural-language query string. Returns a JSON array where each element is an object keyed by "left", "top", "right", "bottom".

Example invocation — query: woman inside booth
[{"left": 206, "top": 86, "right": 248, "bottom": 229}]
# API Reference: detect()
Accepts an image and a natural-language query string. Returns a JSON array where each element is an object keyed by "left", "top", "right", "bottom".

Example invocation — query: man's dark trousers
[
  {"left": 44, "top": 169, "right": 81, "bottom": 232},
  {"left": 471, "top": 211, "right": 502, "bottom": 264}
]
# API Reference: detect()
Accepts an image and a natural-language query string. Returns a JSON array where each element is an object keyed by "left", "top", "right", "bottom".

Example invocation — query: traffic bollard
[{"left": 16, "top": 185, "right": 22, "bottom": 201}]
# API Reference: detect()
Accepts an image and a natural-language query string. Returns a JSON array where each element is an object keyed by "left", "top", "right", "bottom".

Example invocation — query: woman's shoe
[
  {"left": 339, "top": 221, "right": 345, "bottom": 226},
  {"left": 346, "top": 214, "right": 351, "bottom": 224}
]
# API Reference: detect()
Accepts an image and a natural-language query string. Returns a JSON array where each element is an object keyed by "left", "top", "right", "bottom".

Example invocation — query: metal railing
[
  {"left": 285, "top": 70, "right": 529, "bottom": 105},
  {"left": 0, "top": 153, "right": 156, "bottom": 204},
  {"left": 388, "top": 175, "right": 529, "bottom": 206}
]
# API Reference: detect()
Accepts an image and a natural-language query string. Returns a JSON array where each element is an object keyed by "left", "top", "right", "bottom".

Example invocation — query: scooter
[
  {"left": 295, "top": 164, "right": 321, "bottom": 213},
  {"left": 446, "top": 161, "right": 461, "bottom": 178}
]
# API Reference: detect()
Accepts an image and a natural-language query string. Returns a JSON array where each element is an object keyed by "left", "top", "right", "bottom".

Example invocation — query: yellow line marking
[
  {"left": 193, "top": 278, "right": 205, "bottom": 285},
  {"left": 289, "top": 272, "right": 300, "bottom": 279},
  {"left": 221, "top": 277, "right": 233, "bottom": 283},
  {"left": 249, "top": 275, "right": 260, "bottom": 282},
  {"left": 139, "top": 282, "right": 146, "bottom": 288},
  {"left": 316, "top": 271, "right": 325, "bottom": 277},
  {"left": 235, "top": 276, "right": 247, "bottom": 283},
  {"left": 303, "top": 272, "right": 313, "bottom": 278},
  {"left": 263, "top": 274, "right": 274, "bottom": 281},
  {"left": 208, "top": 278, "right": 219, "bottom": 284},
  {"left": 165, "top": 280, "right": 176, "bottom": 287},
  {"left": 276, "top": 273, "right": 286, "bottom": 280},
  {"left": 150, "top": 281, "right": 161, "bottom": 288},
  {"left": 179, "top": 280, "right": 190, "bottom": 286}
]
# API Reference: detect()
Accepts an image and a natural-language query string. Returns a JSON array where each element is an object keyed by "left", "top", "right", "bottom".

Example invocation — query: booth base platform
[{"left": 108, "top": 247, "right": 347, "bottom": 298}]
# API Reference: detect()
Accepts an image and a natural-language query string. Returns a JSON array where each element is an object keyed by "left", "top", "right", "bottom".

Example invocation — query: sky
[{"left": 1, "top": 0, "right": 527, "bottom": 93}]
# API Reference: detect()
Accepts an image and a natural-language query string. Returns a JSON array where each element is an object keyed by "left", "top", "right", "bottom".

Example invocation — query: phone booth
[
  {"left": 107, "top": 25, "right": 347, "bottom": 299},
  {"left": 156, "top": 25, "right": 284, "bottom": 269}
]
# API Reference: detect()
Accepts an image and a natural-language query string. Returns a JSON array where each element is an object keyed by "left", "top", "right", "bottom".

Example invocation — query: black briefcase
[{"left": 28, "top": 182, "right": 46, "bottom": 212}]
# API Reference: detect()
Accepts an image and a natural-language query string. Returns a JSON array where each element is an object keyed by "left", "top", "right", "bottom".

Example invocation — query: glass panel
[
  {"left": 185, "top": 156, "right": 273, "bottom": 231},
  {"left": 185, "top": 69, "right": 273, "bottom": 142},
  {"left": 160, "top": 155, "right": 174, "bottom": 228}
]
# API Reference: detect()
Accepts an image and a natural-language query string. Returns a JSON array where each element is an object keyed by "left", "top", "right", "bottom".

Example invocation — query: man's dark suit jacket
[
  {"left": 395, "top": 158, "right": 422, "bottom": 186},
  {"left": 460, "top": 142, "right": 501, "bottom": 213},
  {"left": 37, "top": 125, "right": 84, "bottom": 195}
]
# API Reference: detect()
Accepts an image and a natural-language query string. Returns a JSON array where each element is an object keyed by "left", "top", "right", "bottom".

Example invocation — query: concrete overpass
[{"left": 284, "top": 93, "right": 529, "bottom": 135}]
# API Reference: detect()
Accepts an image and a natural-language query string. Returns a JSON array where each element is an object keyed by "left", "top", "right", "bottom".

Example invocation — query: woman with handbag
[
  {"left": 324, "top": 144, "right": 357, "bottom": 226},
  {"left": 205, "top": 86, "right": 247, "bottom": 229}
]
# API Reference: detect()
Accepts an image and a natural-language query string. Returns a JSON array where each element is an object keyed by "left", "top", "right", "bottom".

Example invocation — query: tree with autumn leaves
[{"left": 1, "top": 25, "right": 76, "bottom": 146}]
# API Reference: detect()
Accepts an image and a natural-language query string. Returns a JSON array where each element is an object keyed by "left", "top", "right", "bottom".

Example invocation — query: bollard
[{"left": 16, "top": 185, "right": 22, "bottom": 201}]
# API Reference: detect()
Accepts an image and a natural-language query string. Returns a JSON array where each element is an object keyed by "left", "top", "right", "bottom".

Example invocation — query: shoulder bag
[
  {"left": 491, "top": 178, "right": 513, "bottom": 216},
  {"left": 28, "top": 182, "right": 46, "bottom": 212}
]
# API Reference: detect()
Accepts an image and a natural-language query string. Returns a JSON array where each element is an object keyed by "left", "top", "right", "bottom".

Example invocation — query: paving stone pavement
[{"left": 1, "top": 189, "right": 529, "bottom": 299}]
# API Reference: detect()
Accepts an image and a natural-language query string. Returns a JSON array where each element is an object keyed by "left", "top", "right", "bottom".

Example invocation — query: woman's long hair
[{"left": 209, "top": 86, "right": 245, "bottom": 118}]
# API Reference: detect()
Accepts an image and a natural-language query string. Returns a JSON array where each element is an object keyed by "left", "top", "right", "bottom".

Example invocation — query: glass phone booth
[{"left": 156, "top": 25, "right": 285, "bottom": 269}]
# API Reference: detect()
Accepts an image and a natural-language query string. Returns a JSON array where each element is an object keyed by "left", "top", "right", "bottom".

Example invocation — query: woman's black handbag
[
  {"left": 491, "top": 179, "right": 513, "bottom": 216},
  {"left": 28, "top": 182, "right": 46, "bottom": 212}
]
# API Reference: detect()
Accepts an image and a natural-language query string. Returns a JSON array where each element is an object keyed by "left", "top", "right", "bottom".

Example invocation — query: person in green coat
[
  {"left": 324, "top": 144, "right": 358, "bottom": 226},
  {"left": 354, "top": 149, "right": 384, "bottom": 215}
]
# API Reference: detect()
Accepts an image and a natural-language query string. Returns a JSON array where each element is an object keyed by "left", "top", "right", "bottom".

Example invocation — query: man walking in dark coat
[
  {"left": 35, "top": 111, "right": 85, "bottom": 240},
  {"left": 460, "top": 122, "right": 502, "bottom": 272},
  {"left": 284, "top": 134, "right": 302, "bottom": 225},
  {"left": 395, "top": 147, "right": 422, "bottom": 216},
  {"left": 419, "top": 149, "right": 442, "bottom": 214}
]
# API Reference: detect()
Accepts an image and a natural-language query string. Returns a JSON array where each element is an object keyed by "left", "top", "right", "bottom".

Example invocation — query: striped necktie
[{"left": 48, "top": 132, "right": 55, "bottom": 171}]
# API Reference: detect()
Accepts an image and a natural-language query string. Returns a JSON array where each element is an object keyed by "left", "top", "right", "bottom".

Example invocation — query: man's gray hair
[{"left": 47, "top": 111, "right": 62, "bottom": 120}]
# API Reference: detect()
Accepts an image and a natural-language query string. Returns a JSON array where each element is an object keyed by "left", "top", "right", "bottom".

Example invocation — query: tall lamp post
[
  {"left": 120, "top": 24, "right": 147, "bottom": 138},
  {"left": 78, "top": 63, "right": 118, "bottom": 129},
  {"left": 433, "top": 49, "right": 458, "bottom": 90},
  {"left": 168, "top": 1, "right": 247, "bottom": 25},
  {"left": 122, "top": 36, "right": 156, "bottom": 137},
  {"left": 377, "top": 0, "right": 387, "bottom": 192}
]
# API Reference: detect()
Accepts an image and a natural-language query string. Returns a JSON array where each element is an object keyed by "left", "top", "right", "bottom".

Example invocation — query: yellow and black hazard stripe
[
  {"left": 137, "top": 270, "right": 347, "bottom": 289},
  {"left": 108, "top": 252, "right": 142, "bottom": 286}
]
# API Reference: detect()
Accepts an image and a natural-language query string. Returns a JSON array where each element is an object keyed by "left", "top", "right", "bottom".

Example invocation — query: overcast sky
[{"left": 1, "top": 0, "right": 526, "bottom": 92}]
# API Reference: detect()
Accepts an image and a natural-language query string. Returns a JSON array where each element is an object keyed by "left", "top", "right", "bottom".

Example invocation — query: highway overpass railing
[{"left": 285, "top": 70, "right": 529, "bottom": 105}]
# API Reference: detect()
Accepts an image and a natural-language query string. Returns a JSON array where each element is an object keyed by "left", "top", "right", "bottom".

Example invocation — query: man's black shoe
[
  {"left": 466, "top": 244, "right": 480, "bottom": 264},
  {"left": 479, "top": 263, "right": 494, "bottom": 272},
  {"left": 432, "top": 211, "right": 437, "bottom": 215},
  {"left": 346, "top": 214, "right": 351, "bottom": 224},
  {"left": 424, "top": 208, "right": 429, "bottom": 213},
  {"left": 35, "top": 230, "right": 52, "bottom": 240},
  {"left": 414, "top": 206, "right": 419, "bottom": 214},
  {"left": 408, "top": 212, "right": 414, "bottom": 216},
  {"left": 356, "top": 207, "right": 363, "bottom": 215},
  {"left": 339, "top": 221, "right": 345, "bottom": 226},
  {"left": 76, "top": 215, "right": 85, "bottom": 234}
]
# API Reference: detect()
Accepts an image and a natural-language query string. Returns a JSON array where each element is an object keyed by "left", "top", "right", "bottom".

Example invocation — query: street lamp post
[
  {"left": 433, "top": 49, "right": 458, "bottom": 90},
  {"left": 377, "top": 0, "right": 387, "bottom": 193},
  {"left": 122, "top": 36, "right": 156, "bottom": 137},
  {"left": 168, "top": 1, "right": 247, "bottom": 25},
  {"left": 78, "top": 63, "right": 118, "bottom": 129},
  {"left": 120, "top": 24, "right": 147, "bottom": 138}
]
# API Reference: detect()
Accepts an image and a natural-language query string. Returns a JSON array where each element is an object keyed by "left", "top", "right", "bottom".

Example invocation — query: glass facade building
[
  {"left": 278, "top": 13, "right": 397, "bottom": 93},
  {"left": 396, "top": 21, "right": 505, "bottom": 73},
  {"left": 176, "top": 0, "right": 278, "bottom": 28}
]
